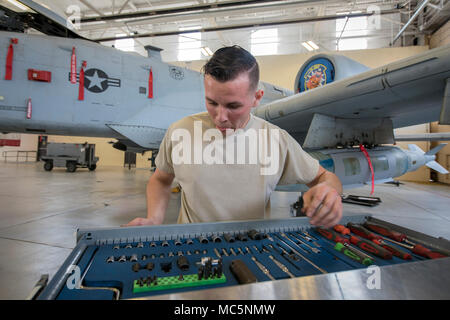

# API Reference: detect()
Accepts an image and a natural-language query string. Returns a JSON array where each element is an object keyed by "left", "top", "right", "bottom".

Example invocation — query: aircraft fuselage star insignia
[{"left": 67, "top": 68, "right": 121, "bottom": 93}]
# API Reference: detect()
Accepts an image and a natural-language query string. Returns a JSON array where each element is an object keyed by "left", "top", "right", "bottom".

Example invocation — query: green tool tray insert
[{"left": 133, "top": 274, "right": 227, "bottom": 293}]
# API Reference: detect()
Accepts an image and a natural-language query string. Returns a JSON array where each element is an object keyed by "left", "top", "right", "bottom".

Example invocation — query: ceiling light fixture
[
  {"left": 201, "top": 47, "right": 213, "bottom": 56},
  {"left": 307, "top": 41, "right": 319, "bottom": 50},
  {"left": 179, "top": 26, "right": 202, "bottom": 31},
  {"left": 301, "top": 42, "right": 314, "bottom": 51}
]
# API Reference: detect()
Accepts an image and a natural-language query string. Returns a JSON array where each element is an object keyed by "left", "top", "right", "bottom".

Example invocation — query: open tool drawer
[{"left": 36, "top": 215, "right": 450, "bottom": 300}]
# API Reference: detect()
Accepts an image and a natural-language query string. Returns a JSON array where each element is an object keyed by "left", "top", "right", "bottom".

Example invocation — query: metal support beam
[
  {"left": 81, "top": 0, "right": 318, "bottom": 23},
  {"left": 118, "top": 0, "right": 131, "bottom": 14},
  {"left": 93, "top": 9, "right": 399, "bottom": 42},
  {"left": 128, "top": 0, "right": 138, "bottom": 12},
  {"left": 391, "top": 0, "right": 430, "bottom": 45},
  {"left": 78, "top": 0, "right": 104, "bottom": 17}
]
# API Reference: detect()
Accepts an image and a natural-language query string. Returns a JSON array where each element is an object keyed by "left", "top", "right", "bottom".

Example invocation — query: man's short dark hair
[{"left": 202, "top": 45, "right": 259, "bottom": 91}]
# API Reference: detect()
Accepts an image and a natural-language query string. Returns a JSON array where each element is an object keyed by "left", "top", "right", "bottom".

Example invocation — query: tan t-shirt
[{"left": 155, "top": 111, "right": 319, "bottom": 223}]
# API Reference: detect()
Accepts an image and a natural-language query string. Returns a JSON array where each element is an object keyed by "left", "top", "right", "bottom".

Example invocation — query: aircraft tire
[
  {"left": 66, "top": 162, "right": 77, "bottom": 173},
  {"left": 88, "top": 164, "right": 97, "bottom": 171},
  {"left": 44, "top": 161, "right": 53, "bottom": 171}
]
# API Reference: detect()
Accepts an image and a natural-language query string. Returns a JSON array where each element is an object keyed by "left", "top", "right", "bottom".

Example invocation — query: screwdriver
[
  {"left": 364, "top": 222, "right": 447, "bottom": 259},
  {"left": 315, "top": 229, "right": 375, "bottom": 264},
  {"left": 343, "top": 242, "right": 375, "bottom": 261},
  {"left": 378, "top": 237, "right": 446, "bottom": 259},
  {"left": 334, "top": 224, "right": 376, "bottom": 259},
  {"left": 334, "top": 242, "right": 374, "bottom": 266},
  {"left": 347, "top": 223, "right": 411, "bottom": 260},
  {"left": 333, "top": 224, "right": 374, "bottom": 261},
  {"left": 363, "top": 221, "right": 408, "bottom": 243},
  {"left": 315, "top": 227, "right": 350, "bottom": 244},
  {"left": 333, "top": 224, "right": 350, "bottom": 236},
  {"left": 371, "top": 239, "right": 412, "bottom": 260},
  {"left": 346, "top": 223, "right": 383, "bottom": 241},
  {"left": 319, "top": 226, "right": 391, "bottom": 259},
  {"left": 349, "top": 235, "right": 393, "bottom": 259}
]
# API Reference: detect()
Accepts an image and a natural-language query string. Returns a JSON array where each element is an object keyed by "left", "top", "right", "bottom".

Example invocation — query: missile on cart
[{"left": 308, "top": 144, "right": 448, "bottom": 189}]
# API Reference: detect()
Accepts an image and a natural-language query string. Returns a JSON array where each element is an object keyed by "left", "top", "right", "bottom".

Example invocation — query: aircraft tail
[
  {"left": 425, "top": 143, "right": 447, "bottom": 156},
  {"left": 424, "top": 143, "right": 448, "bottom": 174},
  {"left": 426, "top": 161, "right": 449, "bottom": 174},
  {"left": 407, "top": 144, "right": 425, "bottom": 154},
  {"left": 408, "top": 143, "right": 449, "bottom": 174}
]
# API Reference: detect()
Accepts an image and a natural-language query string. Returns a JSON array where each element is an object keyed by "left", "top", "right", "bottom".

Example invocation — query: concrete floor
[{"left": 0, "top": 162, "right": 449, "bottom": 299}]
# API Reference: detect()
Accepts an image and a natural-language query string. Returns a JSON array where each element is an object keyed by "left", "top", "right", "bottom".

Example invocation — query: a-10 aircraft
[{"left": 0, "top": 0, "right": 449, "bottom": 190}]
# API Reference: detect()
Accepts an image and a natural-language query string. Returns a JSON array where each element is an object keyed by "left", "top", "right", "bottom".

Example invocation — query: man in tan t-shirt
[{"left": 126, "top": 46, "right": 343, "bottom": 228}]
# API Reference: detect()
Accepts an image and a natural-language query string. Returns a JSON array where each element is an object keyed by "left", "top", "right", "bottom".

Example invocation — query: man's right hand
[{"left": 122, "top": 217, "right": 158, "bottom": 227}]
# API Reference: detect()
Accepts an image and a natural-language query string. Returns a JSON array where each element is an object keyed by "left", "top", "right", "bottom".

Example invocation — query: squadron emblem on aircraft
[
  {"left": 303, "top": 64, "right": 327, "bottom": 91},
  {"left": 169, "top": 66, "right": 184, "bottom": 80}
]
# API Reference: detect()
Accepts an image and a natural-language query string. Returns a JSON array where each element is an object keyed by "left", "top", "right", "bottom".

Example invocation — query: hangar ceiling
[{"left": 1, "top": 0, "right": 449, "bottom": 61}]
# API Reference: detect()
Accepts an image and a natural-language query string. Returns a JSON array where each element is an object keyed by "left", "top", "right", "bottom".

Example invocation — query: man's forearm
[
  {"left": 316, "top": 171, "right": 343, "bottom": 195},
  {"left": 146, "top": 176, "right": 172, "bottom": 224}
]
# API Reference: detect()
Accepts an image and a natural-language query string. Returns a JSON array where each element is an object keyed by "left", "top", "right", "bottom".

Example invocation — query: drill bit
[
  {"left": 275, "top": 234, "right": 327, "bottom": 274},
  {"left": 289, "top": 233, "right": 321, "bottom": 253},
  {"left": 251, "top": 256, "right": 275, "bottom": 281},
  {"left": 268, "top": 255, "right": 295, "bottom": 278}
]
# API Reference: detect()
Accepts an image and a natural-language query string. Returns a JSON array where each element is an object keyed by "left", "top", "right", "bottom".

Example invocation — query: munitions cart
[{"left": 41, "top": 142, "right": 99, "bottom": 172}]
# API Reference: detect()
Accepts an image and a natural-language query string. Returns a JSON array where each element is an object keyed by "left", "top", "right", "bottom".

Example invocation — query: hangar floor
[{"left": 0, "top": 162, "right": 449, "bottom": 299}]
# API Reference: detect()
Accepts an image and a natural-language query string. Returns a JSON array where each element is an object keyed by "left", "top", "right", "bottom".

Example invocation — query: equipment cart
[{"left": 41, "top": 142, "right": 99, "bottom": 172}]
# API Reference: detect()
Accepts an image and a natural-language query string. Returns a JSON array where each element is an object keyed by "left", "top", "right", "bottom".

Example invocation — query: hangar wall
[
  {"left": 0, "top": 133, "right": 38, "bottom": 163},
  {"left": 0, "top": 134, "right": 153, "bottom": 169},
  {"left": 430, "top": 20, "right": 450, "bottom": 49}
]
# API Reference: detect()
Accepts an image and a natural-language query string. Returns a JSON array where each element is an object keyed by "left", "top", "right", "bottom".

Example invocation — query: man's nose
[{"left": 216, "top": 106, "right": 228, "bottom": 123}]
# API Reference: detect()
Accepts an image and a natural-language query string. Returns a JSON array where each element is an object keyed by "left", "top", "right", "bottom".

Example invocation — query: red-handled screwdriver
[
  {"left": 332, "top": 224, "right": 390, "bottom": 259},
  {"left": 333, "top": 225, "right": 350, "bottom": 235},
  {"left": 411, "top": 244, "right": 447, "bottom": 259},
  {"left": 315, "top": 227, "right": 350, "bottom": 244},
  {"left": 349, "top": 235, "right": 393, "bottom": 259},
  {"left": 363, "top": 222, "right": 407, "bottom": 242},
  {"left": 380, "top": 237, "right": 447, "bottom": 259},
  {"left": 344, "top": 223, "right": 411, "bottom": 260},
  {"left": 371, "top": 239, "right": 412, "bottom": 260},
  {"left": 364, "top": 222, "right": 448, "bottom": 259},
  {"left": 347, "top": 223, "right": 383, "bottom": 241}
]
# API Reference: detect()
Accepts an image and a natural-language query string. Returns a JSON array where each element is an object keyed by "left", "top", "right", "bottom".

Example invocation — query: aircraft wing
[
  {"left": 254, "top": 44, "right": 450, "bottom": 149},
  {"left": 0, "top": 0, "right": 84, "bottom": 39},
  {"left": 394, "top": 133, "right": 450, "bottom": 141}
]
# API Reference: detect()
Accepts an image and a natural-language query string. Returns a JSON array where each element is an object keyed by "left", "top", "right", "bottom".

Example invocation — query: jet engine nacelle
[{"left": 294, "top": 54, "right": 370, "bottom": 93}]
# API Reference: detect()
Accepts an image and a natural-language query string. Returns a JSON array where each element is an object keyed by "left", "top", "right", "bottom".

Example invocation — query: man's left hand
[{"left": 301, "top": 182, "right": 343, "bottom": 228}]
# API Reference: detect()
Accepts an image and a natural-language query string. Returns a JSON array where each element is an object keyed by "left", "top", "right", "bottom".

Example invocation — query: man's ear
[{"left": 253, "top": 89, "right": 264, "bottom": 107}]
